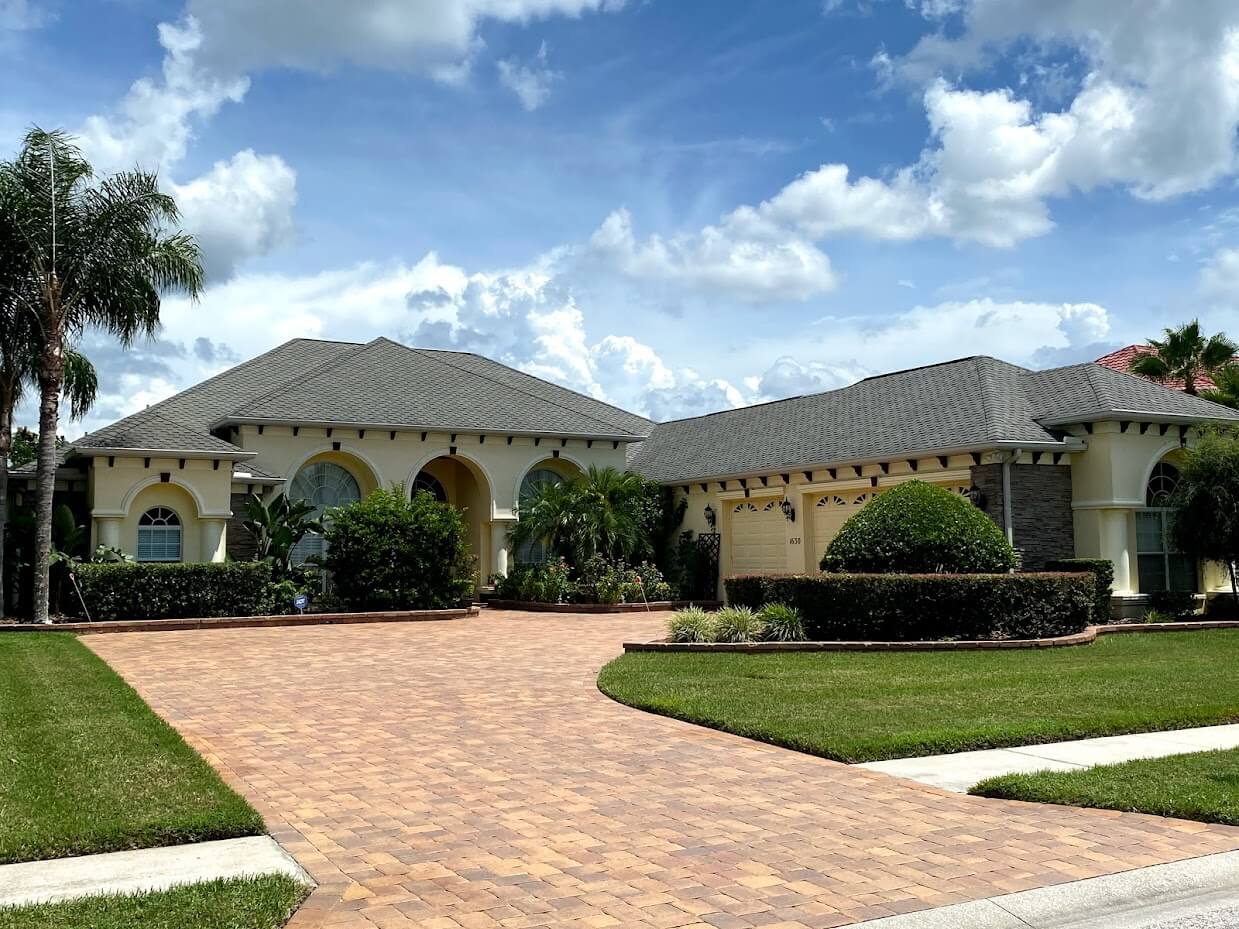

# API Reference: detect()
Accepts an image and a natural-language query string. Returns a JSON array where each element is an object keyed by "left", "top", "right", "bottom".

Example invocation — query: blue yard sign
[{"left": 293, "top": 593, "right": 309, "bottom": 614}]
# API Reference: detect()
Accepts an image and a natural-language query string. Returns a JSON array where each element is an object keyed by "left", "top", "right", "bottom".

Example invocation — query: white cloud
[
  {"left": 497, "top": 41, "right": 561, "bottom": 111},
  {"left": 588, "top": 207, "right": 837, "bottom": 301},
  {"left": 1201, "top": 247, "right": 1239, "bottom": 306},
  {"left": 0, "top": 0, "right": 47, "bottom": 30},
  {"left": 172, "top": 150, "right": 298, "bottom": 280},
  {"left": 181, "top": 0, "right": 625, "bottom": 79}
]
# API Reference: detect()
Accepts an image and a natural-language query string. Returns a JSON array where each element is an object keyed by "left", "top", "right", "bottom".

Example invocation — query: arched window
[
  {"left": 412, "top": 470, "right": 448, "bottom": 503},
  {"left": 516, "top": 467, "right": 565, "bottom": 563},
  {"left": 137, "top": 507, "right": 181, "bottom": 562},
  {"left": 288, "top": 461, "right": 361, "bottom": 563},
  {"left": 1136, "top": 462, "right": 1195, "bottom": 593}
]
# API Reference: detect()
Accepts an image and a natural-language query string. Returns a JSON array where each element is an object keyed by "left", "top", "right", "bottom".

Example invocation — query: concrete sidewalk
[
  {"left": 0, "top": 836, "right": 312, "bottom": 908},
  {"left": 857, "top": 724, "right": 1239, "bottom": 792}
]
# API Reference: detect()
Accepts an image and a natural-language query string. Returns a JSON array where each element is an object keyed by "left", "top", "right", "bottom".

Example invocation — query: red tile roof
[{"left": 1094, "top": 345, "right": 1219, "bottom": 392}]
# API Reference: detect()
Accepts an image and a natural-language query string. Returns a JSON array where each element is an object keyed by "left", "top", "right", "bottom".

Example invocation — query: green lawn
[
  {"left": 597, "top": 630, "right": 1239, "bottom": 763},
  {"left": 972, "top": 748, "right": 1239, "bottom": 825},
  {"left": 0, "top": 875, "right": 307, "bottom": 929},
  {"left": 0, "top": 633, "right": 264, "bottom": 864}
]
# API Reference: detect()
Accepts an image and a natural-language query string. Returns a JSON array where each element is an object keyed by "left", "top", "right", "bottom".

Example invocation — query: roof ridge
[
  {"left": 974, "top": 357, "right": 999, "bottom": 442},
  {"left": 226, "top": 338, "right": 379, "bottom": 419},
  {"left": 391, "top": 340, "right": 647, "bottom": 436}
]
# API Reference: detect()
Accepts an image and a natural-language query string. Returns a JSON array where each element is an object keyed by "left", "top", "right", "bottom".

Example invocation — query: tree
[
  {"left": 241, "top": 492, "right": 323, "bottom": 578},
  {"left": 508, "top": 465, "right": 657, "bottom": 567},
  {"left": 1170, "top": 430, "right": 1239, "bottom": 607},
  {"left": 1201, "top": 364, "right": 1239, "bottom": 409},
  {"left": 1128, "top": 320, "right": 1237, "bottom": 396},
  {"left": 0, "top": 128, "right": 202, "bottom": 622}
]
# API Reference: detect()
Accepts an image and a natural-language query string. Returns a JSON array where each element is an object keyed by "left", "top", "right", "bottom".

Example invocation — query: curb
[
  {"left": 0, "top": 836, "right": 314, "bottom": 908},
  {"left": 851, "top": 850, "right": 1239, "bottom": 928},
  {"left": 489, "top": 600, "right": 721, "bottom": 614},
  {"left": 0, "top": 606, "right": 478, "bottom": 635},
  {"left": 623, "top": 620, "right": 1239, "bottom": 653}
]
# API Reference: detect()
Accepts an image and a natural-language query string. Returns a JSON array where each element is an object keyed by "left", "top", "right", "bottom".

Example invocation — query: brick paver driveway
[{"left": 90, "top": 611, "right": 1239, "bottom": 929}]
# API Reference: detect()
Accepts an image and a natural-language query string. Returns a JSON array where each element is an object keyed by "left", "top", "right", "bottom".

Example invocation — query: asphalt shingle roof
[
  {"left": 71, "top": 337, "right": 652, "bottom": 459},
  {"left": 628, "top": 356, "right": 1239, "bottom": 483}
]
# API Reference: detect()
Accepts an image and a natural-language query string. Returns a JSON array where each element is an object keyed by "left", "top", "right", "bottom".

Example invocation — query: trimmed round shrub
[
  {"left": 821, "top": 480, "right": 1016, "bottom": 574},
  {"left": 667, "top": 606, "right": 716, "bottom": 643},
  {"left": 712, "top": 606, "right": 764, "bottom": 643},
  {"left": 758, "top": 603, "right": 805, "bottom": 642},
  {"left": 323, "top": 487, "right": 475, "bottom": 610}
]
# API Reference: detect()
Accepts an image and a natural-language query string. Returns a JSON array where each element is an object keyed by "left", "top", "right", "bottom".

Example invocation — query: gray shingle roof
[
  {"left": 628, "top": 356, "right": 1239, "bottom": 483},
  {"left": 226, "top": 337, "right": 652, "bottom": 438},
  {"left": 71, "top": 336, "right": 652, "bottom": 458}
]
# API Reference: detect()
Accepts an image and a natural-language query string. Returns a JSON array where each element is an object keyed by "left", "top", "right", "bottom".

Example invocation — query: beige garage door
[
  {"left": 729, "top": 499, "right": 786, "bottom": 574},
  {"left": 812, "top": 490, "right": 877, "bottom": 562}
]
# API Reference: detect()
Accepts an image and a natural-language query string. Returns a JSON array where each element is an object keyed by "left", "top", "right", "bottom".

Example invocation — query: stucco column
[
  {"left": 1099, "top": 508, "right": 1133, "bottom": 594},
  {"left": 200, "top": 518, "right": 227, "bottom": 564},
  {"left": 95, "top": 516, "right": 122, "bottom": 551},
  {"left": 489, "top": 519, "right": 516, "bottom": 580}
]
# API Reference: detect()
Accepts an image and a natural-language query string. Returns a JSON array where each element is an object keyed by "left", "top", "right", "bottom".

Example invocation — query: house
[
  {"left": 1094, "top": 345, "right": 1227, "bottom": 393},
  {"left": 11, "top": 340, "right": 1239, "bottom": 616}
]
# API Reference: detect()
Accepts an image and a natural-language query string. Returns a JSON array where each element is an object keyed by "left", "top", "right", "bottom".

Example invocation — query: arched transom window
[
  {"left": 137, "top": 507, "right": 181, "bottom": 562},
  {"left": 517, "top": 468, "right": 565, "bottom": 563},
  {"left": 1136, "top": 462, "right": 1195, "bottom": 593},
  {"left": 288, "top": 461, "right": 361, "bottom": 564},
  {"left": 412, "top": 470, "right": 448, "bottom": 503}
]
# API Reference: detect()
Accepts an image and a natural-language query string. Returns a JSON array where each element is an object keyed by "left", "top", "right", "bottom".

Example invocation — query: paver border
[
  {"left": 0, "top": 607, "right": 478, "bottom": 635},
  {"left": 623, "top": 620, "right": 1239, "bottom": 652}
]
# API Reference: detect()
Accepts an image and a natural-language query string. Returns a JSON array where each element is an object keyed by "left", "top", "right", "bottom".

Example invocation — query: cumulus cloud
[
  {"left": 171, "top": 150, "right": 298, "bottom": 280},
  {"left": 1201, "top": 247, "right": 1239, "bottom": 306},
  {"left": 497, "top": 41, "right": 561, "bottom": 111}
]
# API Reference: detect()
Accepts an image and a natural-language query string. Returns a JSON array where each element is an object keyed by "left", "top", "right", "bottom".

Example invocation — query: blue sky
[{"left": 4, "top": 0, "right": 1239, "bottom": 434}]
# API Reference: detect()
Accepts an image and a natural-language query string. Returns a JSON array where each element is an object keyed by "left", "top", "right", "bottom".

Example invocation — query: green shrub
[
  {"left": 1147, "top": 590, "right": 1198, "bottom": 620},
  {"left": 578, "top": 556, "right": 673, "bottom": 604},
  {"left": 725, "top": 572, "right": 1093, "bottom": 641},
  {"left": 667, "top": 606, "right": 716, "bottom": 643},
  {"left": 70, "top": 562, "right": 274, "bottom": 622},
  {"left": 1206, "top": 594, "right": 1239, "bottom": 618},
  {"left": 1045, "top": 558, "right": 1114, "bottom": 624},
  {"left": 712, "top": 606, "right": 764, "bottom": 643},
  {"left": 494, "top": 559, "right": 576, "bottom": 603},
  {"left": 821, "top": 480, "right": 1016, "bottom": 574},
  {"left": 323, "top": 487, "right": 475, "bottom": 611},
  {"left": 758, "top": 602, "right": 805, "bottom": 641}
]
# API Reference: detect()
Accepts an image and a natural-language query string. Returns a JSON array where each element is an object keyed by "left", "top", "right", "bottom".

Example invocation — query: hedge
[
  {"left": 822, "top": 480, "right": 1016, "bottom": 574},
  {"left": 1044, "top": 559, "right": 1114, "bottom": 624},
  {"left": 725, "top": 572, "right": 1094, "bottom": 641},
  {"left": 69, "top": 562, "right": 275, "bottom": 622}
]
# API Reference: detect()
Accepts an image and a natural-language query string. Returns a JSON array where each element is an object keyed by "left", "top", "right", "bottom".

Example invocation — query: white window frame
[{"left": 137, "top": 507, "right": 182, "bottom": 563}]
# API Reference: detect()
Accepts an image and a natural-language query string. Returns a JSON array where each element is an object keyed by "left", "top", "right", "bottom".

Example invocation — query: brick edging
[
  {"left": 488, "top": 600, "right": 722, "bottom": 614},
  {"left": 623, "top": 619, "right": 1239, "bottom": 653},
  {"left": 0, "top": 607, "right": 479, "bottom": 635}
]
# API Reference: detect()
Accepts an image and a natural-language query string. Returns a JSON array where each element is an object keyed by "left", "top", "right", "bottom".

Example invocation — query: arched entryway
[{"left": 412, "top": 455, "right": 492, "bottom": 583}]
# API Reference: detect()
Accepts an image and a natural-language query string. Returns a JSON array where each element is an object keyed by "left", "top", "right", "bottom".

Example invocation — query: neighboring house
[
  {"left": 628, "top": 356, "right": 1239, "bottom": 616},
  {"left": 9, "top": 341, "right": 1239, "bottom": 615},
  {"left": 1094, "top": 345, "right": 1226, "bottom": 393}
]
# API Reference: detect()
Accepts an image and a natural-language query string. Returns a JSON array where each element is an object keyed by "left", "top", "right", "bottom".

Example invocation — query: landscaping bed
[
  {"left": 598, "top": 629, "right": 1239, "bottom": 763},
  {"left": 0, "top": 875, "right": 307, "bottom": 929},
  {"left": 0, "top": 606, "right": 477, "bottom": 635},
  {"left": 0, "top": 634, "right": 264, "bottom": 863},
  {"left": 489, "top": 599, "right": 718, "bottom": 613},
  {"left": 972, "top": 748, "right": 1239, "bottom": 826}
]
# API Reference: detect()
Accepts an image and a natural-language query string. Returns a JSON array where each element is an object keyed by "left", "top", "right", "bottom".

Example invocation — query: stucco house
[{"left": 11, "top": 339, "right": 1239, "bottom": 615}]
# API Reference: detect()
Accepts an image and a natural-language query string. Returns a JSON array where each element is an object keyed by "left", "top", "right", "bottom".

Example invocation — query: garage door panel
[
  {"left": 730, "top": 500, "right": 785, "bottom": 574},
  {"left": 812, "top": 491, "right": 876, "bottom": 561}
]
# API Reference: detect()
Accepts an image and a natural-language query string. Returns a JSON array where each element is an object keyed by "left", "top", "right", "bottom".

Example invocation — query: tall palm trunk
[{"left": 31, "top": 283, "right": 62, "bottom": 624}]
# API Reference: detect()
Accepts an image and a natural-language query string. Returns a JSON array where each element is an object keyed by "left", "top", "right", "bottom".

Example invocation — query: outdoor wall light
[
  {"left": 704, "top": 503, "right": 716, "bottom": 529},
  {"left": 779, "top": 498, "right": 796, "bottom": 523},
  {"left": 967, "top": 486, "right": 987, "bottom": 510}
]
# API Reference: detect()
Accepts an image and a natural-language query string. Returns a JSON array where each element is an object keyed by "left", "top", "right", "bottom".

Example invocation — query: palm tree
[
  {"left": 508, "top": 465, "right": 654, "bottom": 567},
  {"left": 1128, "top": 320, "right": 1238, "bottom": 395},
  {"left": 0, "top": 128, "right": 203, "bottom": 622},
  {"left": 1201, "top": 364, "right": 1239, "bottom": 409}
]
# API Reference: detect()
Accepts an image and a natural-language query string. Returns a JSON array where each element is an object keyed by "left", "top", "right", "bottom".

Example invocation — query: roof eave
[
  {"left": 640, "top": 438, "right": 1078, "bottom": 486},
  {"left": 1038, "top": 410, "right": 1239, "bottom": 428},
  {"left": 213, "top": 416, "right": 647, "bottom": 443},
  {"left": 69, "top": 446, "right": 256, "bottom": 461}
]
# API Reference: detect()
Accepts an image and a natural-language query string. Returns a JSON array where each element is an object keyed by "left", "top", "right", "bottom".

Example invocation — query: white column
[
  {"left": 1100, "top": 508, "right": 1133, "bottom": 594},
  {"left": 200, "top": 518, "right": 227, "bottom": 563},
  {"left": 96, "top": 516, "right": 121, "bottom": 551},
  {"left": 489, "top": 519, "right": 515, "bottom": 579}
]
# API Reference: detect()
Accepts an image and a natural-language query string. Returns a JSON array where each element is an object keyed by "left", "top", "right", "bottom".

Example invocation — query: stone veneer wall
[
  {"left": 969, "top": 464, "right": 1075, "bottom": 571},
  {"left": 226, "top": 492, "right": 257, "bottom": 562}
]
